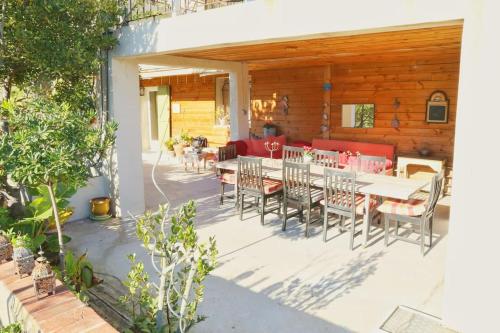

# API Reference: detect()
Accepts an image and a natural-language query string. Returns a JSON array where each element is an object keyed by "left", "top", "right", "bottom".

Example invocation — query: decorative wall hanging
[
  {"left": 426, "top": 91, "right": 449, "bottom": 123},
  {"left": 323, "top": 82, "right": 332, "bottom": 91},
  {"left": 277, "top": 96, "right": 289, "bottom": 115},
  {"left": 391, "top": 97, "right": 401, "bottom": 129}
]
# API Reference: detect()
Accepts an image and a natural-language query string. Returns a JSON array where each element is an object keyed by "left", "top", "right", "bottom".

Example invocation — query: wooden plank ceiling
[{"left": 173, "top": 25, "right": 463, "bottom": 70}]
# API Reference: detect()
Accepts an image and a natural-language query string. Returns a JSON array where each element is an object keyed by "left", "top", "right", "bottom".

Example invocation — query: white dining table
[{"left": 216, "top": 158, "right": 429, "bottom": 246}]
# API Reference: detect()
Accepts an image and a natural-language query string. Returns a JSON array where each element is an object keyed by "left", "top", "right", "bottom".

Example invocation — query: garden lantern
[
  {"left": 0, "top": 235, "right": 13, "bottom": 263},
  {"left": 13, "top": 246, "right": 35, "bottom": 278},
  {"left": 32, "top": 250, "right": 56, "bottom": 299}
]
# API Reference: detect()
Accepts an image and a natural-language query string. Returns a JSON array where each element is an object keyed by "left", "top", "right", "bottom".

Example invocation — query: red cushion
[
  {"left": 245, "top": 135, "right": 286, "bottom": 159},
  {"left": 377, "top": 198, "right": 426, "bottom": 216},
  {"left": 226, "top": 140, "right": 248, "bottom": 156},
  {"left": 339, "top": 155, "right": 393, "bottom": 173},
  {"left": 289, "top": 140, "right": 311, "bottom": 148},
  {"left": 311, "top": 138, "right": 345, "bottom": 152},
  {"left": 219, "top": 171, "right": 236, "bottom": 184},
  {"left": 311, "top": 139, "right": 395, "bottom": 161},
  {"left": 263, "top": 179, "right": 283, "bottom": 194},
  {"left": 320, "top": 194, "right": 378, "bottom": 215}
]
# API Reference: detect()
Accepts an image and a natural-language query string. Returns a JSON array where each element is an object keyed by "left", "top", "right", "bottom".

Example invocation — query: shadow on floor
[{"left": 195, "top": 275, "right": 353, "bottom": 333}]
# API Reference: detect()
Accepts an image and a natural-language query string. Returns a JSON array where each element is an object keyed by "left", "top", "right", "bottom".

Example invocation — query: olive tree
[{"left": 0, "top": 98, "right": 117, "bottom": 265}]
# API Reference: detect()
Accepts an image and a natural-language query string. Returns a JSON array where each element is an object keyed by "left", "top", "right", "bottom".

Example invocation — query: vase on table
[{"left": 303, "top": 154, "right": 313, "bottom": 163}]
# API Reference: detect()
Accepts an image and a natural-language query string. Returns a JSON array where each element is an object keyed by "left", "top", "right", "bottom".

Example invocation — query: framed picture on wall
[{"left": 426, "top": 91, "right": 449, "bottom": 123}]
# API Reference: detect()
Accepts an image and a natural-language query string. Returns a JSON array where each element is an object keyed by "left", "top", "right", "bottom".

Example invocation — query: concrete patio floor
[{"left": 65, "top": 152, "right": 450, "bottom": 333}]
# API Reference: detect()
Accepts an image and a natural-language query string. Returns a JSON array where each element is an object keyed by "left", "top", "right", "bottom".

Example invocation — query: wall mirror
[{"left": 341, "top": 104, "right": 375, "bottom": 128}]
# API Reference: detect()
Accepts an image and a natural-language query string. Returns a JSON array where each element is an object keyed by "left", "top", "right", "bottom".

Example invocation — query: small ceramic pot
[
  {"left": 303, "top": 155, "right": 313, "bottom": 163},
  {"left": 90, "top": 197, "right": 110, "bottom": 216}
]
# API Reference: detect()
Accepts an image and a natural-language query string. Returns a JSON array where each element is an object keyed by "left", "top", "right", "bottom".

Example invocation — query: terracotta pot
[
  {"left": 173, "top": 143, "right": 186, "bottom": 157},
  {"left": 90, "top": 197, "right": 110, "bottom": 216}
]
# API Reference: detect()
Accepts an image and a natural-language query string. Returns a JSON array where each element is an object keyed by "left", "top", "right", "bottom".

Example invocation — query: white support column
[
  {"left": 229, "top": 63, "right": 250, "bottom": 140},
  {"left": 443, "top": 0, "right": 500, "bottom": 332},
  {"left": 107, "top": 58, "right": 145, "bottom": 217}
]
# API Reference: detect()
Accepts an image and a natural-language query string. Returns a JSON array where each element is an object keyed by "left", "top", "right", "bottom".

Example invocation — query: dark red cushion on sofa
[
  {"left": 245, "top": 135, "right": 286, "bottom": 159},
  {"left": 227, "top": 140, "right": 248, "bottom": 156}
]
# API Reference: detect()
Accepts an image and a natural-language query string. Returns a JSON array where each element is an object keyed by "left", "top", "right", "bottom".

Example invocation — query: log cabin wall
[
  {"left": 141, "top": 74, "right": 229, "bottom": 147},
  {"left": 249, "top": 57, "right": 459, "bottom": 192},
  {"left": 250, "top": 66, "right": 324, "bottom": 142}
]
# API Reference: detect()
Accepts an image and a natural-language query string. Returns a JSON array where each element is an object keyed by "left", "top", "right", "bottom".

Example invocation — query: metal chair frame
[
  {"left": 382, "top": 172, "right": 444, "bottom": 256},
  {"left": 282, "top": 161, "right": 323, "bottom": 237},
  {"left": 238, "top": 156, "right": 282, "bottom": 225}
]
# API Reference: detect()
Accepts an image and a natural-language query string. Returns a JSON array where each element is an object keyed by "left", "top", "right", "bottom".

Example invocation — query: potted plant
[
  {"left": 89, "top": 196, "right": 111, "bottom": 221},
  {"left": 263, "top": 122, "right": 277, "bottom": 137},
  {"left": 172, "top": 131, "right": 193, "bottom": 157},
  {"left": 303, "top": 146, "right": 314, "bottom": 163},
  {"left": 165, "top": 137, "right": 175, "bottom": 151}
]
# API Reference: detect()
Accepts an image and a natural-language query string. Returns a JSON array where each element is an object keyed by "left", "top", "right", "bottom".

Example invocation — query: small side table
[
  {"left": 396, "top": 155, "right": 446, "bottom": 194},
  {"left": 184, "top": 151, "right": 206, "bottom": 173}
]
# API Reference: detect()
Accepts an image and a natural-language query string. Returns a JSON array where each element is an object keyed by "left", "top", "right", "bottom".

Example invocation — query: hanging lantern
[
  {"left": 32, "top": 250, "right": 56, "bottom": 299},
  {"left": 13, "top": 246, "right": 35, "bottom": 278},
  {"left": 0, "top": 235, "right": 13, "bottom": 263}
]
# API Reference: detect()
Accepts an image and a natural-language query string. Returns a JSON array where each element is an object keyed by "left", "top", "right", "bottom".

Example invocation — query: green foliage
[
  {"left": 0, "top": 98, "right": 117, "bottom": 188},
  {"left": 0, "top": 322, "right": 22, "bottom": 333},
  {"left": 0, "top": 207, "right": 13, "bottom": 228},
  {"left": 119, "top": 254, "right": 157, "bottom": 333},
  {"left": 10, "top": 233, "right": 45, "bottom": 252},
  {"left": 180, "top": 132, "right": 193, "bottom": 145},
  {"left": 354, "top": 104, "right": 375, "bottom": 128},
  {"left": 124, "top": 201, "right": 217, "bottom": 332},
  {"left": 59, "top": 249, "right": 96, "bottom": 302},
  {"left": 0, "top": 0, "right": 124, "bottom": 104},
  {"left": 165, "top": 138, "right": 175, "bottom": 151},
  {"left": 27, "top": 183, "right": 76, "bottom": 221}
]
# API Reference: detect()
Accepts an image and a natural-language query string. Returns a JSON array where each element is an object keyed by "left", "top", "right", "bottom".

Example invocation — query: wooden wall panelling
[
  {"left": 250, "top": 66, "right": 324, "bottom": 142},
  {"left": 141, "top": 74, "right": 229, "bottom": 147}
]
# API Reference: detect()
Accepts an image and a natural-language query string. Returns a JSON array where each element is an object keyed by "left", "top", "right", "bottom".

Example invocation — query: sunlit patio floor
[{"left": 65, "top": 152, "right": 451, "bottom": 333}]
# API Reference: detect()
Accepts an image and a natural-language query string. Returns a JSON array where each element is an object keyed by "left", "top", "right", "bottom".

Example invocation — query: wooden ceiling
[{"left": 173, "top": 25, "right": 463, "bottom": 70}]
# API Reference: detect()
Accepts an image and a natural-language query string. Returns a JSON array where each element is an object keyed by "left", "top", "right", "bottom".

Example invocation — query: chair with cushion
[
  {"left": 238, "top": 156, "right": 282, "bottom": 225},
  {"left": 282, "top": 161, "right": 323, "bottom": 237},
  {"left": 358, "top": 155, "right": 387, "bottom": 174},
  {"left": 282, "top": 145, "right": 304, "bottom": 162},
  {"left": 377, "top": 172, "right": 444, "bottom": 255},
  {"left": 218, "top": 144, "right": 237, "bottom": 205},
  {"left": 313, "top": 149, "right": 339, "bottom": 168},
  {"left": 321, "top": 168, "right": 378, "bottom": 249}
]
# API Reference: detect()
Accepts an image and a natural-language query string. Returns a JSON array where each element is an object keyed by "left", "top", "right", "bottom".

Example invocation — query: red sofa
[
  {"left": 225, "top": 137, "right": 394, "bottom": 173},
  {"left": 311, "top": 138, "right": 394, "bottom": 172},
  {"left": 228, "top": 135, "right": 287, "bottom": 159}
]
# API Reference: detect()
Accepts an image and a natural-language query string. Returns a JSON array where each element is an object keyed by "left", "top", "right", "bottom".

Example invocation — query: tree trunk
[
  {"left": 155, "top": 255, "right": 168, "bottom": 332},
  {"left": 47, "top": 181, "right": 65, "bottom": 269}
]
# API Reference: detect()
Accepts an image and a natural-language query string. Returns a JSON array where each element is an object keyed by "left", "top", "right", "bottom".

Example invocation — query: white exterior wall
[
  {"left": 107, "top": 1, "right": 500, "bottom": 331},
  {"left": 442, "top": 0, "right": 500, "bottom": 331},
  {"left": 107, "top": 59, "right": 145, "bottom": 217}
]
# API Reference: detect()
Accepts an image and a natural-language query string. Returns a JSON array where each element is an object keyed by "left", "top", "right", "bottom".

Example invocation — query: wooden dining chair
[
  {"left": 313, "top": 149, "right": 339, "bottom": 168},
  {"left": 358, "top": 155, "right": 387, "bottom": 174},
  {"left": 238, "top": 156, "right": 282, "bottom": 225},
  {"left": 282, "top": 145, "right": 304, "bottom": 162},
  {"left": 377, "top": 172, "right": 444, "bottom": 256},
  {"left": 282, "top": 161, "right": 323, "bottom": 237},
  {"left": 218, "top": 144, "right": 237, "bottom": 205},
  {"left": 321, "top": 168, "right": 378, "bottom": 249}
]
